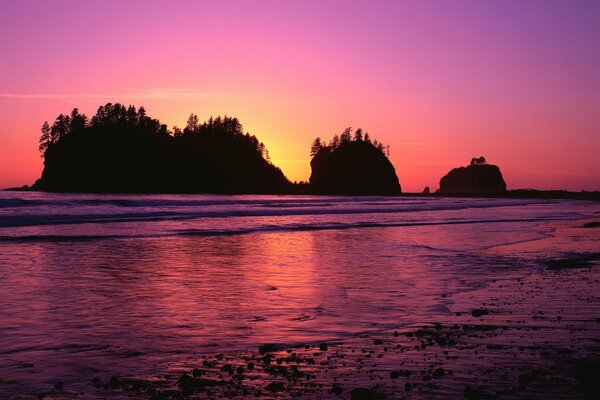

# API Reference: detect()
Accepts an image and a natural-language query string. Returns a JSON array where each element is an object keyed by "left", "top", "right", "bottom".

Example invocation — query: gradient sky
[{"left": 1, "top": 0, "right": 599, "bottom": 191}]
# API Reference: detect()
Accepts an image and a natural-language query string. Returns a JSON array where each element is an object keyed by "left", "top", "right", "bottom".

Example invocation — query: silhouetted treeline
[
  {"left": 309, "top": 128, "right": 401, "bottom": 195},
  {"left": 33, "top": 105, "right": 404, "bottom": 195},
  {"left": 309, "top": 127, "right": 390, "bottom": 157},
  {"left": 34, "top": 103, "right": 289, "bottom": 193}
]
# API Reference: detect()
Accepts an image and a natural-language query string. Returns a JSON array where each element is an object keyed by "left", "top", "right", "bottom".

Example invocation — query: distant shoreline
[{"left": 3, "top": 186, "right": 600, "bottom": 201}]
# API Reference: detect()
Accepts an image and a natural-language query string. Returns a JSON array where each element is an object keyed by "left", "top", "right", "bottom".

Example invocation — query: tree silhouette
[
  {"left": 310, "top": 128, "right": 387, "bottom": 155},
  {"left": 340, "top": 127, "right": 352, "bottom": 143},
  {"left": 310, "top": 137, "right": 323, "bottom": 156},
  {"left": 38, "top": 121, "right": 51, "bottom": 156},
  {"left": 354, "top": 128, "right": 363, "bottom": 141},
  {"left": 330, "top": 134, "right": 340, "bottom": 148},
  {"left": 69, "top": 108, "right": 87, "bottom": 135},
  {"left": 185, "top": 113, "right": 199, "bottom": 134},
  {"left": 470, "top": 156, "right": 487, "bottom": 166}
]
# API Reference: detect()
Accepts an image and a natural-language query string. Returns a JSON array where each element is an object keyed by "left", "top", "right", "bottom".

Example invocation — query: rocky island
[
  {"left": 308, "top": 128, "right": 401, "bottom": 195},
  {"left": 32, "top": 104, "right": 290, "bottom": 194},
  {"left": 29, "top": 104, "right": 402, "bottom": 196},
  {"left": 438, "top": 157, "right": 507, "bottom": 194}
]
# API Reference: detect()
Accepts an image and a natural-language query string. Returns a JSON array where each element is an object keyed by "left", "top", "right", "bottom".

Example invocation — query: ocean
[{"left": 0, "top": 192, "right": 598, "bottom": 396}]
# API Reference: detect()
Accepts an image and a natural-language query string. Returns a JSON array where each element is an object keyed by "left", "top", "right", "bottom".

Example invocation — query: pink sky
[{"left": 1, "top": 0, "right": 599, "bottom": 191}]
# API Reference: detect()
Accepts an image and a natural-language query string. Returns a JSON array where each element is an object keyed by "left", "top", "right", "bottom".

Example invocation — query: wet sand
[{"left": 12, "top": 220, "right": 600, "bottom": 399}]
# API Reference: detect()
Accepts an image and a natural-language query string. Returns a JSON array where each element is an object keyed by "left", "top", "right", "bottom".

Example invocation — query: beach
[{"left": 0, "top": 193, "right": 598, "bottom": 399}]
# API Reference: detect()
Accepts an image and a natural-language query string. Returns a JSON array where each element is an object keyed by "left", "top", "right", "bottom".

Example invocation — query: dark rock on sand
[
  {"left": 178, "top": 374, "right": 220, "bottom": 391},
  {"left": 582, "top": 221, "right": 600, "bottom": 228},
  {"left": 331, "top": 383, "right": 343, "bottom": 395},
  {"left": 390, "top": 370, "right": 411, "bottom": 379},
  {"left": 266, "top": 382, "right": 284, "bottom": 392},
  {"left": 178, "top": 374, "right": 199, "bottom": 390},
  {"left": 575, "top": 359, "right": 600, "bottom": 390},
  {"left": 109, "top": 376, "right": 120, "bottom": 388},
  {"left": 220, "top": 364, "right": 234, "bottom": 374},
  {"left": 471, "top": 309, "right": 489, "bottom": 317},
  {"left": 350, "top": 387, "right": 384, "bottom": 400},
  {"left": 463, "top": 385, "right": 492, "bottom": 399},
  {"left": 259, "top": 344, "right": 279, "bottom": 354},
  {"left": 545, "top": 253, "right": 600, "bottom": 270}
]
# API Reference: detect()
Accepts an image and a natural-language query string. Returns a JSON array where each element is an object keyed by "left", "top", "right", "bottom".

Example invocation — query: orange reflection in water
[{"left": 3, "top": 213, "right": 596, "bottom": 395}]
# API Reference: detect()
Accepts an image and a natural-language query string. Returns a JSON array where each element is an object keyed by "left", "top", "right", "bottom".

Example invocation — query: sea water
[{"left": 0, "top": 192, "right": 597, "bottom": 395}]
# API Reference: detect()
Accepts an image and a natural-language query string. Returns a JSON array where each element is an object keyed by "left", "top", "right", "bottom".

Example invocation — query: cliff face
[
  {"left": 309, "top": 140, "right": 401, "bottom": 195},
  {"left": 438, "top": 164, "right": 507, "bottom": 194}
]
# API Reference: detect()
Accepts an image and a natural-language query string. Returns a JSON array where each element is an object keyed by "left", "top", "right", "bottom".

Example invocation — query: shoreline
[
  {"left": 27, "top": 258, "right": 599, "bottom": 399},
  {"left": 3, "top": 187, "right": 600, "bottom": 202},
  {"left": 15, "top": 219, "right": 599, "bottom": 400}
]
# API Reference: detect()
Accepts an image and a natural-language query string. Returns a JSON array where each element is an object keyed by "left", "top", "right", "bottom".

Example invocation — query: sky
[{"left": 0, "top": 0, "right": 599, "bottom": 192}]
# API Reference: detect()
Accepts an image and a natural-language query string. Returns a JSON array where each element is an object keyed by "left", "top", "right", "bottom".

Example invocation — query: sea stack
[
  {"left": 32, "top": 104, "right": 290, "bottom": 194},
  {"left": 438, "top": 157, "right": 506, "bottom": 194},
  {"left": 309, "top": 130, "right": 401, "bottom": 195}
]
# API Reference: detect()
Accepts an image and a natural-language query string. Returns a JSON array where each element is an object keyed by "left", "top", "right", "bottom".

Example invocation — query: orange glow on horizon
[{"left": 1, "top": 1, "right": 599, "bottom": 192}]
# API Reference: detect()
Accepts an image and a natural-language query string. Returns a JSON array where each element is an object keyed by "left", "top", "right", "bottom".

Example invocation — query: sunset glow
[{"left": 1, "top": 0, "right": 599, "bottom": 191}]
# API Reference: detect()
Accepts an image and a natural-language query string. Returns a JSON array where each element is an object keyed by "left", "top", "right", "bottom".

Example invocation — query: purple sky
[{"left": 1, "top": 0, "right": 599, "bottom": 190}]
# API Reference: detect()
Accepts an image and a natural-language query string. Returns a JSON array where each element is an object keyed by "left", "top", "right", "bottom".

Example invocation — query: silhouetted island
[
  {"left": 29, "top": 105, "right": 402, "bottom": 196},
  {"left": 308, "top": 128, "right": 401, "bottom": 195},
  {"left": 32, "top": 104, "right": 290, "bottom": 194},
  {"left": 438, "top": 157, "right": 506, "bottom": 194}
]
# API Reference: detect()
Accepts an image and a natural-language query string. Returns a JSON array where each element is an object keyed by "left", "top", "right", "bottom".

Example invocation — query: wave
[
  {"left": 0, "top": 194, "right": 546, "bottom": 209},
  {"left": 0, "top": 196, "right": 549, "bottom": 228},
  {"left": 0, "top": 216, "right": 571, "bottom": 243}
]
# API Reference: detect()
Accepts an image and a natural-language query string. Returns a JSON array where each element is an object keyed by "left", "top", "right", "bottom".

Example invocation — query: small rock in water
[
  {"left": 178, "top": 374, "right": 204, "bottom": 390},
  {"left": 192, "top": 368, "right": 201, "bottom": 377},
  {"left": 463, "top": 385, "right": 491, "bottom": 399},
  {"left": 471, "top": 309, "right": 489, "bottom": 317},
  {"left": 259, "top": 343, "right": 278, "bottom": 354},
  {"left": 331, "top": 383, "right": 343, "bottom": 395},
  {"left": 109, "top": 376, "right": 120, "bottom": 388},
  {"left": 220, "top": 364, "right": 234, "bottom": 374},
  {"left": 92, "top": 377, "right": 102, "bottom": 388},
  {"left": 262, "top": 354, "right": 273, "bottom": 364},
  {"left": 390, "top": 369, "right": 411, "bottom": 379},
  {"left": 319, "top": 343, "right": 328, "bottom": 351},
  {"left": 266, "top": 382, "right": 284, "bottom": 392},
  {"left": 350, "top": 387, "right": 383, "bottom": 400},
  {"left": 53, "top": 381, "right": 64, "bottom": 391}
]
